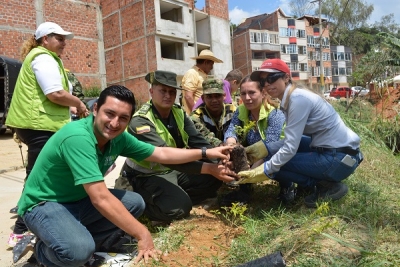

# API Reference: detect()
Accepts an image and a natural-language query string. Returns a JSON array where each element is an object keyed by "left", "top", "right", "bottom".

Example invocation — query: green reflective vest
[
  {"left": 237, "top": 103, "right": 272, "bottom": 141},
  {"left": 6, "top": 46, "right": 70, "bottom": 132},
  {"left": 130, "top": 102, "right": 189, "bottom": 172}
]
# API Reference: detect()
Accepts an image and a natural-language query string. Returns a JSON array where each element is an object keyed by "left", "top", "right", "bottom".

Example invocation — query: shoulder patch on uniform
[
  {"left": 138, "top": 103, "right": 151, "bottom": 115},
  {"left": 136, "top": 125, "right": 151, "bottom": 134}
]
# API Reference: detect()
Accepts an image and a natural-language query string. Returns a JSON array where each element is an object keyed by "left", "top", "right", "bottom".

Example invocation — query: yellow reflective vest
[
  {"left": 129, "top": 102, "right": 189, "bottom": 172},
  {"left": 6, "top": 46, "right": 70, "bottom": 132}
]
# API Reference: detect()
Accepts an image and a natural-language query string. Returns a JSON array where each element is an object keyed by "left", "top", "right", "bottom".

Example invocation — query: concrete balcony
[{"left": 250, "top": 43, "right": 280, "bottom": 52}]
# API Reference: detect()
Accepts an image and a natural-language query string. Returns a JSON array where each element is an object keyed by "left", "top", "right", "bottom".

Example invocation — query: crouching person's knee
[{"left": 36, "top": 238, "right": 95, "bottom": 267}]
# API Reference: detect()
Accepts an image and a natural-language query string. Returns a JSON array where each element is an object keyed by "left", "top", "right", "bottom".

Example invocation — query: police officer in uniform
[{"left": 116, "top": 70, "right": 236, "bottom": 224}]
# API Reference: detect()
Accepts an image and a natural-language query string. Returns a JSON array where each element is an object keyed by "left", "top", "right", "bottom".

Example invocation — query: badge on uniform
[{"left": 136, "top": 125, "right": 150, "bottom": 134}]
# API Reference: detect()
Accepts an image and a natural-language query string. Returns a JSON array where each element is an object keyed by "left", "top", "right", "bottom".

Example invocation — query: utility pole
[
  {"left": 311, "top": 0, "right": 324, "bottom": 93},
  {"left": 318, "top": 0, "right": 324, "bottom": 93}
]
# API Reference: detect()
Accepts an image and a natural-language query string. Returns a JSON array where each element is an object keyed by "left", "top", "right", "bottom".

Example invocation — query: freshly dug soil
[{"left": 230, "top": 145, "right": 250, "bottom": 175}]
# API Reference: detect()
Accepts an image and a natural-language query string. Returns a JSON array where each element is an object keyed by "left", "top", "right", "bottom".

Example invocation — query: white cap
[{"left": 34, "top": 22, "right": 74, "bottom": 40}]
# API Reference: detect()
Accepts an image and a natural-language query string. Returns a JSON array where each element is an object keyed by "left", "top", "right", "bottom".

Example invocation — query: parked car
[
  {"left": 351, "top": 86, "right": 369, "bottom": 97},
  {"left": 329, "top": 86, "right": 352, "bottom": 98}
]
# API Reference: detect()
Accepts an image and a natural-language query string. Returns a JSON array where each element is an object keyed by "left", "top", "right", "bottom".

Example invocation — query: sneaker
[
  {"left": 277, "top": 184, "right": 296, "bottom": 204},
  {"left": 12, "top": 233, "right": 36, "bottom": 263},
  {"left": 296, "top": 186, "right": 315, "bottom": 197},
  {"left": 304, "top": 181, "right": 348, "bottom": 208},
  {"left": 8, "top": 233, "right": 24, "bottom": 248},
  {"left": 8, "top": 232, "right": 35, "bottom": 248}
]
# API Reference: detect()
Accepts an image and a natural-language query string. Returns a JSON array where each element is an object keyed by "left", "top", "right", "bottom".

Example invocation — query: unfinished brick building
[{"left": 0, "top": 0, "right": 232, "bottom": 103}]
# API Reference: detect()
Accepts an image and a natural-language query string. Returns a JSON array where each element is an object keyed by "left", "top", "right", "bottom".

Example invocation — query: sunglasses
[{"left": 260, "top": 73, "right": 286, "bottom": 87}]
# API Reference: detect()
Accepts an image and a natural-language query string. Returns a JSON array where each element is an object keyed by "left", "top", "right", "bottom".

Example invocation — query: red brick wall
[
  {"left": 232, "top": 31, "right": 251, "bottom": 76},
  {"left": 0, "top": 0, "right": 36, "bottom": 60},
  {"left": 0, "top": 0, "right": 101, "bottom": 89},
  {"left": 101, "top": 0, "right": 158, "bottom": 104},
  {"left": 206, "top": 0, "right": 228, "bottom": 20}
]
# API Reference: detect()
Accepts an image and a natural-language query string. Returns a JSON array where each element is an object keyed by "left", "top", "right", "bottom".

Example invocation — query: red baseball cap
[{"left": 250, "top": 58, "right": 290, "bottom": 81}]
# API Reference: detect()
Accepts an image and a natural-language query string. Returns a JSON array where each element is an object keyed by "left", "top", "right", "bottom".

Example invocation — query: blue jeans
[
  {"left": 23, "top": 189, "right": 145, "bottom": 267},
  {"left": 274, "top": 136, "right": 361, "bottom": 188}
]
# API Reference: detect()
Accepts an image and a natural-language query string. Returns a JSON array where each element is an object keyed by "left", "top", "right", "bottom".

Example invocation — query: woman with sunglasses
[
  {"left": 221, "top": 75, "right": 286, "bottom": 206},
  {"left": 237, "top": 58, "right": 362, "bottom": 208}
]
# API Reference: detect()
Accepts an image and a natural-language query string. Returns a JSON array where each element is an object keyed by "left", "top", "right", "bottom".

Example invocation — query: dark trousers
[
  {"left": 13, "top": 128, "right": 54, "bottom": 234},
  {"left": 121, "top": 162, "right": 222, "bottom": 222}
]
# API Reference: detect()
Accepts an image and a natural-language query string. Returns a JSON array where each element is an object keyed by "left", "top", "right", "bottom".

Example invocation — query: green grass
[
  {"left": 148, "top": 98, "right": 400, "bottom": 266},
  {"left": 83, "top": 86, "right": 101, "bottom": 97},
  {"left": 222, "top": 99, "right": 400, "bottom": 266}
]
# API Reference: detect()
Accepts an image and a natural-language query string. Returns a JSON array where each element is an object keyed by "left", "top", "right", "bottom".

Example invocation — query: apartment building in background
[
  {"left": 330, "top": 45, "right": 353, "bottom": 86},
  {"left": 231, "top": 8, "right": 355, "bottom": 92},
  {"left": 0, "top": 0, "right": 232, "bottom": 103}
]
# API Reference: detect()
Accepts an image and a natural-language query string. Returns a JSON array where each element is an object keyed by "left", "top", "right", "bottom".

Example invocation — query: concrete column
[
  {"left": 34, "top": 0, "right": 44, "bottom": 26},
  {"left": 95, "top": 6, "right": 107, "bottom": 89}
]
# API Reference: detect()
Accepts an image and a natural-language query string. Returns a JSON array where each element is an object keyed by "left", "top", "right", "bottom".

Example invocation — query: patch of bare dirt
[
  {"left": 150, "top": 207, "right": 244, "bottom": 267},
  {"left": 155, "top": 208, "right": 243, "bottom": 267},
  {"left": 0, "top": 129, "right": 27, "bottom": 173},
  {"left": 370, "top": 86, "right": 400, "bottom": 119}
]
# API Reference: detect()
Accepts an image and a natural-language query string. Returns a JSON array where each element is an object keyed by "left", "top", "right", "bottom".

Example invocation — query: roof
[
  {"left": 232, "top": 8, "right": 296, "bottom": 35},
  {"left": 297, "top": 15, "right": 328, "bottom": 26}
]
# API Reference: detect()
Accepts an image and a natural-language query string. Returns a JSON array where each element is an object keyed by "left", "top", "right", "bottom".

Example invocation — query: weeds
[
  {"left": 83, "top": 86, "right": 101, "bottom": 97},
  {"left": 212, "top": 203, "right": 248, "bottom": 228}
]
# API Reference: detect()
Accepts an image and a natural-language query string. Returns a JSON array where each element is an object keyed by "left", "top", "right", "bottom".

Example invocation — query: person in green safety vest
[{"left": 115, "top": 70, "right": 238, "bottom": 225}]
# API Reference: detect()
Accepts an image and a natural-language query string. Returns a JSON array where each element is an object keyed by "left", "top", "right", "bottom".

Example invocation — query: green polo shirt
[{"left": 17, "top": 114, "right": 154, "bottom": 216}]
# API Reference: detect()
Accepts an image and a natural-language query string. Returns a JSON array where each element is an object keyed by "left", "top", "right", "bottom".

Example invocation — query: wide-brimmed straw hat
[
  {"left": 145, "top": 70, "right": 182, "bottom": 90},
  {"left": 190, "top": 49, "right": 223, "bottom": 63}
]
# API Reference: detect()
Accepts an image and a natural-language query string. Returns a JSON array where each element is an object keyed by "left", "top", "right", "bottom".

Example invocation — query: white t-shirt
[{"left": 31, "top": 54, "right": 72, "bottom": 95}]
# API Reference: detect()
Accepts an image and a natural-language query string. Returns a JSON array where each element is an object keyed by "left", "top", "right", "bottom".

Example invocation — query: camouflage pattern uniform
[
  {"left": 65, "top": 69, "right": 85, "bottom": 102},
  {"left": 190, "top": 78, "right": 236, "bottom": 147}
]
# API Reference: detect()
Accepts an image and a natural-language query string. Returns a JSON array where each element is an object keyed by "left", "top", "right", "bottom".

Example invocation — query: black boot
[
  {"left": 277, "top": 183, "right": 296, "bottom": 204},
  {"left": 304, "top": 181, "right": 348, "bottom": 208},
  {"left": 220, "top": 184, "right": 253, "bottom": 207}
]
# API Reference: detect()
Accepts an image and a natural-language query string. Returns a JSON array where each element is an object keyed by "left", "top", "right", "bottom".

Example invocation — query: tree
[
  {"left": 289, "top": 0, "right": 315, "bottom": 18},
  {"left": 372, "top": 14, "right": 400, "bottom": 37},
  {"left": 320, "top": 0, "right": 373, "bottom": 44},
  {"left": 352, "top": 33, "right": 400, "bottom": 89}
]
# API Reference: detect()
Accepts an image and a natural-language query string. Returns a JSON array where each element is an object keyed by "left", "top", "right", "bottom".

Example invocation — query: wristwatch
[{"left": 201, "top": 147, "right": 207, "bottom": 159}]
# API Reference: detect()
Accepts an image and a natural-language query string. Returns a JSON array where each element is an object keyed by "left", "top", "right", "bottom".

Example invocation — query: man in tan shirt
[{"left": 181, "top": 49, "right": 223, "bottom": 114}]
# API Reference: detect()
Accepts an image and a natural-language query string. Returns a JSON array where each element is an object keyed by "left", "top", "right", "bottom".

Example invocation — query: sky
[{"left": 195, "top": 0, "right": 400, "bottom": 26}]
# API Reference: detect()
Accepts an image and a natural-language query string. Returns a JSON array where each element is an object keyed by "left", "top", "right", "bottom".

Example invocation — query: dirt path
[{"left": 0, "top": 129, "right": 27, "bottom": 173}]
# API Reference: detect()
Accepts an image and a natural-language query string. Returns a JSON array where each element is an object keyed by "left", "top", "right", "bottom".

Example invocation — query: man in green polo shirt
[{"left": 17, "top": 85, "right": 234, "bottom": 267}]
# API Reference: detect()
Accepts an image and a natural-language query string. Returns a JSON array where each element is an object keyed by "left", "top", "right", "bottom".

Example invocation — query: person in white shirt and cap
[
  {"left": 181, "top": 49, "right": 223, "bottom": 114},
  {"left": 6, "top": 21, "right": 88, "bottom": 248}
]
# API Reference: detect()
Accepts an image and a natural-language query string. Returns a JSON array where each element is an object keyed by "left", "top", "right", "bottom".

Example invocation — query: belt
[{"left": 312, "top": 147, "right": 360, "bottom": 156}]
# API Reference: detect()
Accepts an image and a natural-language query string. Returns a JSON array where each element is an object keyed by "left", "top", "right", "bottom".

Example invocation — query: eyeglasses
[{"left": 260, "top": 73, "right": 286, "bottom": 87}]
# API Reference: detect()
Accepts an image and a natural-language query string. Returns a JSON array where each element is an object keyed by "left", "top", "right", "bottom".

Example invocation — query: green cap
[
  {"left": 145, "top": 70, "right": 182, "bottom": 90},
  {"left": 202, "top": 78, "right": 224, "bottom": 95}
]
